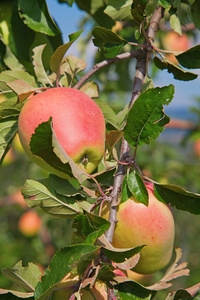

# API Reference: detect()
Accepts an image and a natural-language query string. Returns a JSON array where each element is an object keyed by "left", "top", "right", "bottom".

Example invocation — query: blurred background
[{"left": 0, "top": 1, "right": 200, "bottom": 298}]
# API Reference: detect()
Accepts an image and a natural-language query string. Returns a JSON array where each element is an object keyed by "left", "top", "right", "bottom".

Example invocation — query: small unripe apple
[
  {"left": 162, "top": 31, "right": 189, "bottom": 64},
  {"left": 18, "top": 87, "right": 105, "bottom": 177},
  {"left": 18, "top": 210, "right": 42, "bottom": 237},
  {"left": 126, "top": 270, "right": 152, "bottom": 284},
  {"left": 51, "top": 273, "right": 107, "bottom": 299},
  {"left": 102, "top": 182, "right": 175, "bottom": 274}
]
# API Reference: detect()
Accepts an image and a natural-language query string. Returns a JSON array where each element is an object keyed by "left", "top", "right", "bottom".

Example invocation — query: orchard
[{"left": 0, "top": 1, "right": 200, "bottom": 300}]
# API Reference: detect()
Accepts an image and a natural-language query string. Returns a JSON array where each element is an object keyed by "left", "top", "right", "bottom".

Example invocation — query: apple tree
[{"left": 0, "top": 0, "right": 200, "bottom": 299}]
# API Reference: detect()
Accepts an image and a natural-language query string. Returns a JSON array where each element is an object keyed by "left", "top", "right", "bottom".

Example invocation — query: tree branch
[
  {"left": 73, "top": 50, "right": 138, "bottom": 90},
  {"left": 105, "top": 5, "right": 164, "bottom": 245}
]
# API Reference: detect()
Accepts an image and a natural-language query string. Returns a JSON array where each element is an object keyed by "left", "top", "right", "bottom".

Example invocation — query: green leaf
[
  {"left": 121, "top": 175, "right": 132, "bottom": 203},
  {"left": 114, "top": 277, "right": 155, "bottom": 299},
  {"left": 3, "top": 45, "right": 25, "bottom": 71},
  {"left": 29, "top": 118, "right": 73, "bottom": 178},
  {"left": 92, "top": 26, "right": 127, "bottom": 45},
  {"left": 104, "top": 0, "right": 133, "bottom": 21},
  {"left": 59, "top": 54, "right": 87, "bottom": 87},
  {"left": 176, "top": 45, "right": 200, "bottom": 69},
  {"left": 153, "top": 183, "right": 200, "bottom": 215},
  {"left": 50, "top": 29, "right": 84, "bottom": 74},
  {"left": 75, "top": 0, "right": 114, "bottom": 29},
  {"left": 103, "top": 244, "right": 142, "bottom": 266},
  {"left": 0, "top": 70, "right": 38, "bottom": 87},
  {"left": 88, "top": 167, "right": 116, "bottom": 187},
  {"left": 6, "top": 80, "right": 37, "bottom": 102},
  {"left": 98, "top": 235, "right": 142, "bottom": 270},
  {"left": 153, "top": 56, "right": 198, "bottom": 81},
  {"left": 116, "top": 103, "right": 129, "bottom": 129},
  {"left": 191, "top": 0, "right": 200, "bottom": 30},
  {"left": 51, "top": 120, "right": 89, "bottom": 183},
  {"left": 80, "top": 81, "right": 99, "bottom": 99},
  {"left": 127, "top": 172, "right": 148, "bottom": 205},
  {"left": 170, "top": 14, "right": 182, "bottom": 35},
  {"left": 142, "top": 75, "right": 154, "bottom": 92},
  {"left": 167, "top": 290, "right": 193, "bottom": 300},
  {"left": 0, "top": 102, "right": 22, "bottom": 159},
  {"left": 106, "top": 130, "right": 124, "bottom": 153},
  {"left": 131, "top": 0, "right": 148, "bottom": 24},
  {"left": 73, "top": 212, "right": 110, "bottom": 244},
  {"left": 95, "top": 99, "right": 119, "bottom": 129},
  {"left": 22, "top": 178, "right": 84, "bottom": 218},
  {"left": 92, "top": 26, "right": 127, "bottom": 58},
  {"left": 158, "top": 0, "right": 172, "bottom": 9},
  {"left": 34, "top": 244, "right": 99, "bottom": 300},
  {"left": 0, "top": 289, "right": 34, "bottom": 299},
  {"left": 48, "top": 174, "right": 85, "bottom": 198},
  {"left": 9, "top": 3, "right": 35, "bottom": 63},
  {"left": 145, "top": 0, "right": 159, "bottom": 17},
  {"left": 32, "top": 44, "right": 53, "bottom": 86},
  {"left": 60, "top": 54, "right": 87, "bottom": 77},
  {"left": 18, "top": 0, "right": 61, "bottom": 36},
  {"left": 2, "top": 261, "right": 42, "bottom": 292},
  {"left": 124, "top": 85, "right": 174, "bottom": 147}
]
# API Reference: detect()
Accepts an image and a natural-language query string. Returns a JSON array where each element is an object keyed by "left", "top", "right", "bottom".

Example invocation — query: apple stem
[
  {"left": 86, "top": 173, "right": 107, "bottom": 200},
  {"left": 111, "top": 149, "right": 131, "bottom": 166}
]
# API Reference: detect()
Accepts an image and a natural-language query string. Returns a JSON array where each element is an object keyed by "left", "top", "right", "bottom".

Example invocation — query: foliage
[{"left": 0, "top": 0, "right": 200, "bottom": 299}]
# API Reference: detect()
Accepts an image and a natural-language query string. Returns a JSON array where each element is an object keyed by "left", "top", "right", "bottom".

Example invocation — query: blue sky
[
  {"left": 46, "top": 1, "right": 200, "bottom": 117},
  {"left": 47, "top": 1, "right": 86, "bottom": 41}
]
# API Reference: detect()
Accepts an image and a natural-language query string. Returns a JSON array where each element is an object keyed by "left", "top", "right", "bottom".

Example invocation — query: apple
[
  {"left": 126, "top": 270, "right": 152, "bottom": 284},
  {"left": 162, "top": 31, "right": 189, "bottom": 64},
  {"left": 51, "top": 273, "right": 107, "bottom": 299},
  {"left": 18, "top": 210, "right": 42, "bottom": 237},
  {"left": 10, "top": 190, "right": 28, "bottom": 209},
  {"left": 18, "top": 87, "right": 105, "bottom": 177},
  {"left": 102, "top": 181, "right": 175, "bottom": 274},
  {"left": 194, "top": 138, "right": 200, "bottom": 158},
  {"left": 12, "top": 133, "right": 24, "bottom": 154},
  {"left": 1, "top": 148, "right": 15, "bottom": 166}
]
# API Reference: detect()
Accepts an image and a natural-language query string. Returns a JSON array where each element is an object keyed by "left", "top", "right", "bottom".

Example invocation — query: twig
[
  {"left": 73, "top": 50, "right": 138, "bottom": 90},
  {"left": 104, "top": 5, "right": 164, "bottom": 244},
  {"left": 159, "top": 22, "right": 196, "bottom": 32}
]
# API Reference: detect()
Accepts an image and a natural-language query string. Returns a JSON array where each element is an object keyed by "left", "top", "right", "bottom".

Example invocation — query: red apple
[
  {"left": 102, "top": 182, "right": 175, "bottom": 274},
  {"left": 18, "top": 210, "right": 42, "bottom": 237},
  {"left": 162, "top": 31, "right": 189, "bottom": 64},
  {"left": 18, "top": 87, "right": 105, "bottom": 177},
  {"left": 194, "top": 138, "right": 200, "bottom": 158}
]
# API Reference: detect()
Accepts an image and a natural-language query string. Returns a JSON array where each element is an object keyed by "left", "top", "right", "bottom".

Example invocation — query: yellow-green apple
[
  {"left": 126, "top": 270, "right": 152, "bottom": 284},
  {"left": 1, "top": 148, "right": 15, "bottom": 166},
  {"left": 162, "top": 31, "right": 189, "bottom": 64},
  {"left": 12, "top": 133, "right": 24, "bottom": 154},
  {"left": 51, "top": 272, "right": 107, "bottom": 299},
  {"left": 102, "top": 181, "right": 175, "bottom": 274},
  {"left": 18, "top": 210, "right": 42, "bottom": 237},
  {"left": 18, "top": 87, "right": 105, "bottom": 177}
]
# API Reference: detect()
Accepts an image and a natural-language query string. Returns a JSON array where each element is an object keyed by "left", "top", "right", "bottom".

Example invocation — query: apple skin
[
  {"left": 51, "top": 273, "right": 107, "bottom": 300},
  {"left": 18, "top": 210, "right": 42, "bottom": 237},
  {"left": 102, "top": 182, "right": 175, "bottom": 274},
  {"left": 162, "top": 31, "right": 189, "bottom": 64},
  {"left": 194, "top": 138, "right": 200, "bottom": 158},
  {"left": 18, "top": 87, "right": 105, "bottom": 177}
]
